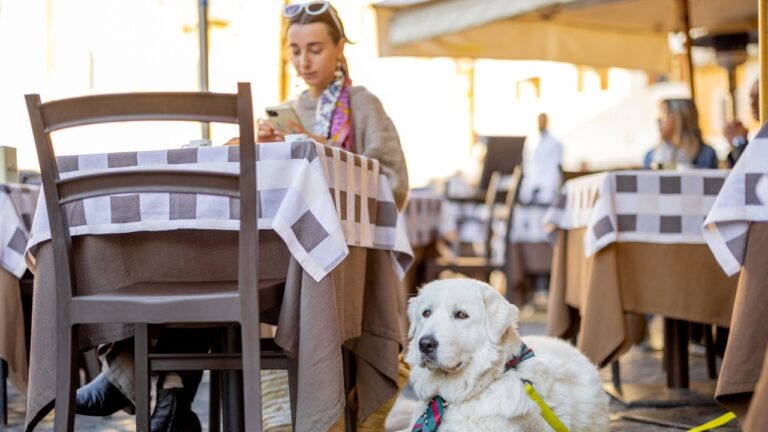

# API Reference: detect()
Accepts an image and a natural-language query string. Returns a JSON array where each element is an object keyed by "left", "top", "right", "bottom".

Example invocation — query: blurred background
[{"left": 0, "top": 0, "right": 760, "bottom": 186}]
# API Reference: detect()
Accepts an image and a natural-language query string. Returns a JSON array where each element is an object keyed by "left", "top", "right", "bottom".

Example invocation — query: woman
[
  {"left": 258, "top": 1, "right": 409, "bottom": 209},
  {"left": 260, "top": 3, "right": 410, "bottom": 430},
  {"left": 643, "top": 98, "right": 719, "bottom": 169}
]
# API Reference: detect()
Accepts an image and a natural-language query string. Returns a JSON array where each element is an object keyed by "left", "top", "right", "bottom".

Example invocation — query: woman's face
[
  {"left": 658, "top": 104, "right": 676, "bottom": 141},
  {"left": 287, "top": 22, "right": 344, "bottom": 91}
]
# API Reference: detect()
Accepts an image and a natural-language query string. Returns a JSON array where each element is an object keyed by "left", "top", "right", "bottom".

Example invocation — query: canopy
[{"left": 374, "top": 0, "right": 757, "bottom": 73}]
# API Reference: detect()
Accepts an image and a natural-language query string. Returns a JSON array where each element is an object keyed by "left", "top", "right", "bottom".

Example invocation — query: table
[
  {"left": 506, "top": 203, "right": 552, "bottom": 304},
  {"left": 436, "top": 189, "right": 553, "bottom": 302},
  {"left": 744, "top": 346, "right": 768, "bottom": 431},
  {"left": 703, "top": 128, "right": 768, "bottom": 425},
  {"left": 0, "top": 183, "right": 38, "bottom": 396},
  {"left": 544, "top": 170, "right": 738, "bottom": 404},
  {"left": 24, "top": 142, "right": 412, "bottom": 432},
  {"left": 401, "top": 188, "right": 442, "bottom": 299}
]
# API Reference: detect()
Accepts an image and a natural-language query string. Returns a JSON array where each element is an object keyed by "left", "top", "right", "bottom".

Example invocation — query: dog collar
[
  {"left": 411, "top": 395, "right": 447, "bottom": 432},
  {"left": 411, "top": 344, "right": 536, "bottom": 431},
  {"left": 505, "top": 342, "right": 535, "bottom": 371}
]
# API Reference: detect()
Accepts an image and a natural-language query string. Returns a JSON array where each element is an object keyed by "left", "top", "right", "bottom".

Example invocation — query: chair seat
[
  {"left": 71, "top": 280, "right": 285, "bottom": 325},
  {"left": 433, "top": 256, "right": 502, "bottom": 269}
]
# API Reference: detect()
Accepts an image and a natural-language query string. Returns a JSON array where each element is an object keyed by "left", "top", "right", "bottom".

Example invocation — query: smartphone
[{"left": 265, "top": 104, "right": 301, "bottom": 133}]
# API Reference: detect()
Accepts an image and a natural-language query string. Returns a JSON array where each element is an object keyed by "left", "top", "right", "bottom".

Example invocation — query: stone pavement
[{"left": 2, "top": 313, "right": 740, "bottom": 431}]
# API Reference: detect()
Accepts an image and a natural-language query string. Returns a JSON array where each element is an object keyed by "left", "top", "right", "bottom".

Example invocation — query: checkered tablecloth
[
  {"left": 1, "top": 183, "right": 39, "bottom": 277},
  {"left": 704, "top": 126, "right": 768, "bottom": 276},
  {"left": 543, "top": 170, "right": 729, "bottom": 256},
  {"left": 26, "top": 141, "right": 413, "bottom": 281},
  {"left": 404, "top": 188, "right": 442, "bottom": 248}
]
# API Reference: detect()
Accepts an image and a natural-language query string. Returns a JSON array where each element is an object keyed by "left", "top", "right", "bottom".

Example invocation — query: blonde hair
[{"left": 660, "top": 99, "right": 703, "bottom": 160}]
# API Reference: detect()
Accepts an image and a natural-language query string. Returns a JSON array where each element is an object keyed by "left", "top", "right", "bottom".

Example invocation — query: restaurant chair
[
  {"left": 25, "top": 83, "right": 290, "bottom": 432},
  {"left": 426, "top": 167, "right": 522, "bottom": 286}
]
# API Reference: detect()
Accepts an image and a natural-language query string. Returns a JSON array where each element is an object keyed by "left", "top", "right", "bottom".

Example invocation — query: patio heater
[
  {"left": 199, "top": 0, "right": 210, "bottom": 140},
  {"left": 694, "top": 32, "right": 751, "bottom": 119}
]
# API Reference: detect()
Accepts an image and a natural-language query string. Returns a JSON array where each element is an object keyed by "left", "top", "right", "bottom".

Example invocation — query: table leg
[
  {"left": 664, "top": 318, "right": 689, "bottom": 389},
  {"left": 1, "top": 359, "right": 7, "bottom": 425},
  {"left": 342, "top": 347, "right": 357, "bottom": 432}
]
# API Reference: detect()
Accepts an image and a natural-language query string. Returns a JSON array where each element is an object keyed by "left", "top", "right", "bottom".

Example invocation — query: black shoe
[
  {"left": 151, "top": 388, "right": 202, "bottom": 432},
  {"left": 75, "top": 373, "right": 133, "bottom": 416}
]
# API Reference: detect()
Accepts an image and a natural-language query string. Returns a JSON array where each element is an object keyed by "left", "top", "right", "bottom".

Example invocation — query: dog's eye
[
  {"left": 422, "top": 309, "right": 431, "bottom": 318},
  {"left": 454, "top": 310, "right": 469, "bottom": 320}
]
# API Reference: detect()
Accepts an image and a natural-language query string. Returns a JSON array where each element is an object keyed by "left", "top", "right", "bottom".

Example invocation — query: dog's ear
[
  {"left": 483, "top": 289, "right": 518, "bottom": 345},
  {"left": 407, "top": 295, "right": 422, "bottom": 339}
]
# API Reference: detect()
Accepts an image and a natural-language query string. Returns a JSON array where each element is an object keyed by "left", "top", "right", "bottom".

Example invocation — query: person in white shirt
[{"left": 519, "top": 113, "right": 563, "bottom": 205}]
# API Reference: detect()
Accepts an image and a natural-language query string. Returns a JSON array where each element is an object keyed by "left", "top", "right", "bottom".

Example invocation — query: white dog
[{"left": 406, "top": 279, "right": 609, "bottom": 431}]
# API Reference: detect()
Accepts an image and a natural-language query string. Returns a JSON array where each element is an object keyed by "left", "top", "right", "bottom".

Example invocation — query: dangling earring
[{"left": 335, "top": 60, "right": 344, "bottom": 80}]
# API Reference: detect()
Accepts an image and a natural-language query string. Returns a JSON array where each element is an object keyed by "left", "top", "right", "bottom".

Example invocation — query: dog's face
[{"left": 406, "top": 279, "right": 520, "bottom": 374}]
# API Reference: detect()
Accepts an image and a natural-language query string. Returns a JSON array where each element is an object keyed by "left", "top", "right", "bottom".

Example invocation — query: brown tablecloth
[
  {"left": 716, "top": 222, "right": 768, "bottom": 423},
  {"left": 0, "top": 268, "right": 27, "bottom": 394},
  {"left": 547, "top": 228, "right": 738, "bottom": 367},
  {"left": 505, "top": 241, "right": 552, "bottom": 304},
  {"left": 744, "top": 346, "right": 768, "bottom": 431},
  {"left": 25, "top": 230, "right": 405, "bottom": 432}
]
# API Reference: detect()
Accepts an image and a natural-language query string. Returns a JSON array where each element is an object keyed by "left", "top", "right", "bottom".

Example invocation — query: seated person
[
  {"left": 74, "top": 2, "right": 408, "bottom": 431},
  {"left": 724, "top": 79, "right": 759, "bottom": 167},
  {"left": 643, "top": 98, "right": 719, "bottom": 169}
]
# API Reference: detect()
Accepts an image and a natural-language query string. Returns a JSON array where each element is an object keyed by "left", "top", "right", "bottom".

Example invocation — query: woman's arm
[{"left": 352, "top": 88, "right": 409, "bottom": 210}]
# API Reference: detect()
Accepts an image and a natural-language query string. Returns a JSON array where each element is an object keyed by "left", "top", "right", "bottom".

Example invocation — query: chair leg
[
  {"left": 135, "top": 323, "right": 151, "bottom": 432},
  {"left": 1, "top": 359, "right": 7, "bottom": 425},
  {"left": 208, "top": 371, "right": 221, "bottom": 432},
  {"left": 223, "top": 326, "right": 245, "bottom": 432},
  {"left": 239, "top": 319, "right": 264, "bottom": 432},
  {"left": 54, "top": 324, "right": 78, "bottom": 432}
]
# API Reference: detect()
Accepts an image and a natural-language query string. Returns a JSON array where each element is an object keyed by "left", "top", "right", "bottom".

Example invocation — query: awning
[{"left": 373, "top": 0, "right": 757, "bottom": 73}]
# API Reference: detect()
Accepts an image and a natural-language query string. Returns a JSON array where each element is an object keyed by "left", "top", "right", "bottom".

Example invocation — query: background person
[
  {"left": 643, "top": 98, "right": 719, "bottom": 169},
  {"left": 724, "top": 80, "right": 759, "bottom": 167},
  {"left": 518, "top": 113, "right": 563, "bottom": 205}
]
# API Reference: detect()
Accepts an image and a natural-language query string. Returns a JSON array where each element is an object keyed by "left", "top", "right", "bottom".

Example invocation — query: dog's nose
[{"left": 419, "top": 335, "right": 438, "bottom": 355}]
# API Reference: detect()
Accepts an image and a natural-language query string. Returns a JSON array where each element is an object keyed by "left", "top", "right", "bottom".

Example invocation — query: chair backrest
[
  {"left": 486, "top": 165, "right": 523, "bottom": 258},
  {"left": 482, "top": 167, "right": 523, "bottom": 260},
  {"left": 24, "top": 83, "right": 258, "bottom": 312},
  {"left": 478, "top": 136, "right": 525, "bottom": 192}
]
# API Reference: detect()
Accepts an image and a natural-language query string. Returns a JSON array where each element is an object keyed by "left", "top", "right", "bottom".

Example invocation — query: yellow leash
[
  {"left": 687, "top": 412, "right": 736, "bottom": 432},
  {"left": 524, "top": 381, "right": 570, "bottom": 432}
]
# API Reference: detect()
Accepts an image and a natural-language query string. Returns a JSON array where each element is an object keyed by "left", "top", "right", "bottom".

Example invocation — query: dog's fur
[{"left": 406, "top": 279, "right": 609, "bottom": 431}]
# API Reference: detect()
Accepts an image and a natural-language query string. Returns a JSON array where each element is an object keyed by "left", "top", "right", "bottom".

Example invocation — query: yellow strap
[
  {"left": 524, "top": 382, "right": 570, "bottom": 432},
  {"left": 687, "top": 412, "right": 737, "bottom": 432}
]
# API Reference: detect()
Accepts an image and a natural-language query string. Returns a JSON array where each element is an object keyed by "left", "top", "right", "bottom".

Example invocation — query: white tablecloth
[
  {"left": 1, "top": 183, "right": 39, "bottom": 277},
  {"left": 703, "top": 126, "right": 768, "bottom": 276},
  {"left": 27, "top": 141, "right": 413, "bottom": 281},
  {"left": 404, "top": 188, "right": 442, "bottom": 248},
  {"left": 544, "top": 170, "right": 729, "bottom": 256}
]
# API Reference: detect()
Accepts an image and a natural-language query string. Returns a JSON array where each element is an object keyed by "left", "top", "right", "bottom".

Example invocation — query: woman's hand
[
  {"left": 259, "top": 119, "right": 328, "bottom": 144},
  {"left": 257, "top": 119, "right": 282, "bottom": 143}
]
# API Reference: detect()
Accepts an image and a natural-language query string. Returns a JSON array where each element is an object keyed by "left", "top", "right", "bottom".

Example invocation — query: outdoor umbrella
[{"left": 374, "top": 0, "right": 756, "bottom": 74}]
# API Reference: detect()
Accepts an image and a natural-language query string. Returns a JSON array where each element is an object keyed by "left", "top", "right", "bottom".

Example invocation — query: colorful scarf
[{"left": 313, "top": 65, "right": 355, "bottom": 152}]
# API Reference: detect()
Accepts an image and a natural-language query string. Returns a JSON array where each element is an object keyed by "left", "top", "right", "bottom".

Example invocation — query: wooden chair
[
  {"left": 426, "top": 167, "right": 523, "bottom": 284},
  {"left": 25, "top": 83, "right": 288, "bottom": 432}
]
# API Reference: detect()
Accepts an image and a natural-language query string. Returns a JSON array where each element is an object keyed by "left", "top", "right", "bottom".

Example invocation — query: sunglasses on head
[{"left": 283, "top": 2, "right": 343, "bottom": 37}]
